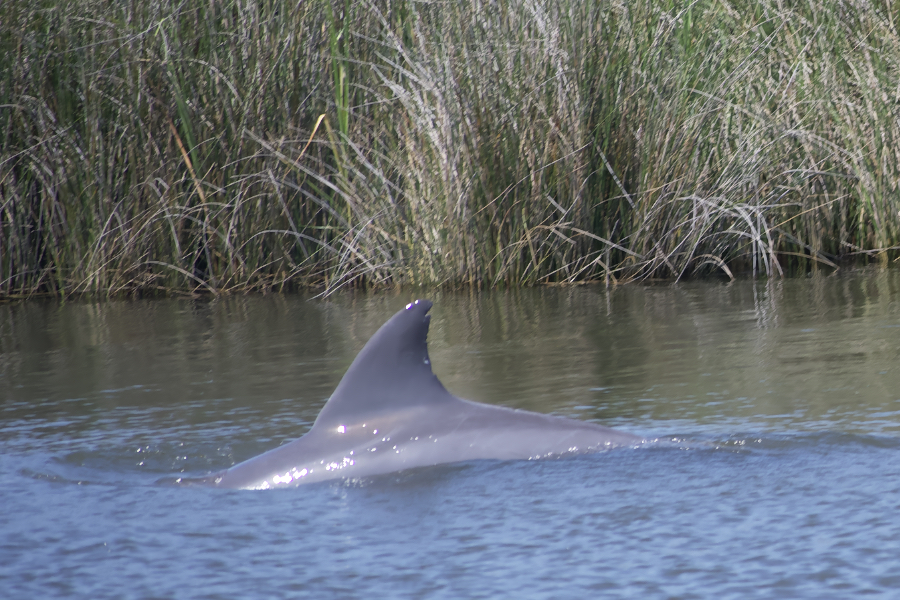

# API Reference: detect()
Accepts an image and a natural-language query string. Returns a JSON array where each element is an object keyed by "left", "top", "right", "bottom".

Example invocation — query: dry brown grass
[{"left": 1, "top": 0, "right": 898, "bottom": 297}]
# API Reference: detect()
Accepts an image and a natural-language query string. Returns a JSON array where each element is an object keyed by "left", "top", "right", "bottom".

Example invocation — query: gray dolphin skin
[{"left": 190, "top": 299, "right": 643, "bottom": 489}]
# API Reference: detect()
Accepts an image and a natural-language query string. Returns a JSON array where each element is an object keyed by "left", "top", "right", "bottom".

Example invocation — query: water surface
[{"left": 2, "top": 270, "right": 900, "bottom": 598}]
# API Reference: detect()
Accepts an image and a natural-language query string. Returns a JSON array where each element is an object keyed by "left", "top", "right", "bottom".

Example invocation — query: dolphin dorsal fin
[{"left": 312, "top": 300, "right": 454, "bottom": 427}]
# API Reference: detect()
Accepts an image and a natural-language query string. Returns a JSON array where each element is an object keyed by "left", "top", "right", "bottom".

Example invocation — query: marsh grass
[{"left": 1, "top": 0, "right": 898, "bottom": 297}]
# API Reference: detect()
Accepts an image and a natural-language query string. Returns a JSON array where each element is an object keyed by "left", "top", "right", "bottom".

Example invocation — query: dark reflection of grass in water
[
  {"left": 2, "top": 273, "right": 898, "bottom": 490},
  {"left": 1, "top": 0, "right": 899, "bottom": 297}
]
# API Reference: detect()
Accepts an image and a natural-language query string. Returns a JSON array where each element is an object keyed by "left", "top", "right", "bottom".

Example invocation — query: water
[{"left": 2, "top": 269, "right": 900, "bottom": 598}]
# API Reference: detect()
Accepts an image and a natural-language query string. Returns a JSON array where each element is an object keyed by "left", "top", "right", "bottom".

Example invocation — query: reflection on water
[
  {"left": 0, "top": 271, "right": 900, "bottom": 436},
  {"left": 2, "top": 270, "right": 900, "bottom": 453},
  {"left": 1, "top": 268, "right": 900, "bottom": 598}
]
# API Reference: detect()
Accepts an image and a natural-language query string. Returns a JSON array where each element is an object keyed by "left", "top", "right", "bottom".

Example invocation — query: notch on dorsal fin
[{"left": 312, "top": 300, "right": 454, "bottom": 428}]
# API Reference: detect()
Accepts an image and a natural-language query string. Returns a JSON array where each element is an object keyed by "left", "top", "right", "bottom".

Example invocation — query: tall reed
[{"left": 1, "top": 0, "right": 897, "bottom": 296}]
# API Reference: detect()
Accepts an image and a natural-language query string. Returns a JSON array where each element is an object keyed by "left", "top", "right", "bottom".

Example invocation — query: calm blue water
[{"left": 2, "top": 270, "right": 900, "bottom": 598}]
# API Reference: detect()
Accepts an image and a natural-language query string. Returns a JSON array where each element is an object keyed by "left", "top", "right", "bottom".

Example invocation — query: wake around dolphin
[{"left": 184, "top": 300, "right": 643, "bottom": 489}]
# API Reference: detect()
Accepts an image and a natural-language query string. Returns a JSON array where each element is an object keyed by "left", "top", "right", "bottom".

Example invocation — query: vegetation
[{"left": 1, "top": 0, "right": 898, "bottom": 297}]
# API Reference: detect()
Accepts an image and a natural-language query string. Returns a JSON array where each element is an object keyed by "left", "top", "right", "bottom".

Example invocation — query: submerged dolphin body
[{"left": 193, "top": 300, "right": 643, "bottom": 489}]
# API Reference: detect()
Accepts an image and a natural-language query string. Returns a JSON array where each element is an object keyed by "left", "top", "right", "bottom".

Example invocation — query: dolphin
[{"left": 186, "top": 299, "right": 643, "bottom": 489}]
